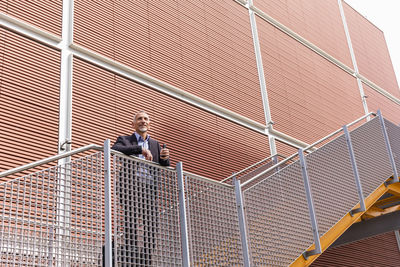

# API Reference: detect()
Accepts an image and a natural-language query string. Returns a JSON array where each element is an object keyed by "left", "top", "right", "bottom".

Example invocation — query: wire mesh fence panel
[
  {"left": 113, "top": 155, "right": 182, "bottom": 266},
  {"left": 243, "top": 161, "right": 314, "bottom": 266},
  {"left": 305, "top": 134, "right": 359, "bottom": 236},
  {"left": 350, "top": 116, "right": 393, "bottom": 198},
  {"left": 385, "top": 118, "right": 400, "bottom": 175},
  {"left": 0, "top": 152, "right": 103, "bottom": 266},
  {"left": 184, "top": 174, "right": 243, "bottom": 266}
]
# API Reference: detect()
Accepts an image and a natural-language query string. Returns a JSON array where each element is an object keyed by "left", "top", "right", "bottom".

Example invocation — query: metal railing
[
  {"left": 220, "top": 154, "right": 287, "bottom": 186},
  {"left": 0, "top": 110, "right": 399, "bottom": 266},
  {"left": 240, "top": 112, "right": 376, "bottom": 189}
]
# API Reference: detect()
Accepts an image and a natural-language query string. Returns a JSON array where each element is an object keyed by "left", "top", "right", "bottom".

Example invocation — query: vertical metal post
[
  {"left": 104, "top": 139, "right": 112, "bottom": 267},
  {"left": 343, "top": 125, "right": 366, "bottom": 215},
  {"left": 177, "top": 162, "right": 190, "bottom": 267},
  {"left": 338, "top": 0, "right": 370, "bottom": 119},
  {"left": 247, "top": 0, "right": 277, "bottom": 156},
  {"left": 234, "top": 177, "right": 251, "bottom": 267},
  {"left": 395, "top": 230, "right": 400, "bottom": 252},
  {"left": 298, "top": 149, "right": 321, "bottom": 259},
  {"left": 272, "top": 154, "right": 281, "bottom": 173},
  {"left": 377, "top": 110, "right": 399, "bottom": 184}
]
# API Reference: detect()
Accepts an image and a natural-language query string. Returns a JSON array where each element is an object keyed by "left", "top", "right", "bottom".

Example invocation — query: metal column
[
  {"left": 299, "top": 149, "right": 322, "bottom": 259},
  {"left": 177, "top": 162, "right": 190, "bottom": 267},
  {"left": 343, "top": 125, "right": 366, "bottom": 215},
  {"left": 377, "top": 110, "right": 399, "bottom": 184},
  {"left": 234, "top": 177, "right": 251, "bottom": 267},
  {"left": 104, "top": 139, "right": 113, "bottom": 267}
]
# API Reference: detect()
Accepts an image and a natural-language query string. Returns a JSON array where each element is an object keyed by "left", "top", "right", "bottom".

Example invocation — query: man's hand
[
  {"left": 142, "top": 148, "right": 153, "bottom": 161},
  {"left": 160, "top": 148, "right": 169, "bottom": 160}
]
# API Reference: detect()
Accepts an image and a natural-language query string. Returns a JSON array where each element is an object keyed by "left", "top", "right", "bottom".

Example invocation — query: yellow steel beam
[
  {"left": 388, "top": 182, "right": 400, "bottom": 197},
  {"left": 290, "top": 181, "right": 390, "bottom": 267},
  {"left": 362, "top": 206, "right": 385, "bottom": 219},
  {"left": 375, "top": 195, "right": 399, "bottom": 207}
]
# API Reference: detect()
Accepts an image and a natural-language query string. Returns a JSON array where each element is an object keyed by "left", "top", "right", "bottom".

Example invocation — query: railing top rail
[
  {"left": 241, "top": 112, "right": 376, "bottom": 188},
  {"left": 303, "top": 112, "right": 375, "bottom": 152},
  {"left": 0, "top": 144, "right": 103, "bottom": 178},
  {"left": 111, "top": 150, "right": 175, "bottom": 171},
  {"left": 220, "top": 153, "right": 285, "bottom": 183},
  {"left": 183, "top": 170, "right": 234, "bottom": 188}
]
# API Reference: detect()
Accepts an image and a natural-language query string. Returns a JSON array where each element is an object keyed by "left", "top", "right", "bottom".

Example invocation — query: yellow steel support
[
  {"left": 375, "top": 195, "right": 400, "bottom": 207},
  {"left": 290, "top": 180, "right": 392, "bottom": 267},
  {"left": 387, "top": 182, "right": 400, "bottom": 197}
]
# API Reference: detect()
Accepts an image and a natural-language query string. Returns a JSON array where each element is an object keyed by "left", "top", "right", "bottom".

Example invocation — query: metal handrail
[
  {"left": 220, "top": 154, "right": 285, "bottom": 183},
  {"left": 0, "top": 144, "right": 103, "bottom": 179},
  {"left": 184, "top": 170, "right": 233, "bottom": 188},
  {"left": 241, "top": 112, "right": 376, "bottom": 188},
  {"left": 0, "top": 111, "right": 375, "bottom": 182},
  {"left": 0, "top": 143, "right": 179, "bottom": 180}
]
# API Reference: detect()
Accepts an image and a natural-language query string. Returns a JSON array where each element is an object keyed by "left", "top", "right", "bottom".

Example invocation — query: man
[
  {"left": 111, "top": 111, "right": 170, "bottom": 266},
  {"left": 112, "top": 111, "right": 170, "bottom": 166}
]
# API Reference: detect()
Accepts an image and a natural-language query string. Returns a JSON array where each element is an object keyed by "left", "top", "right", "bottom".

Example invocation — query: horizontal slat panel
[
  {"left": 256, "top": 16, "right": 365, "bottom": 145},
  {"left": 364, "top": 85, "right": 400, "bottom": 125},
  {"left": 0, "top": 29, "right": 60, "bottom": 174},
  {"left": 343, "top": 2, "right": 400, "bottom": 98},
  {"left": 73, "top": 0, "right": 265, "bottom": 124},
  {"left": 311, "top": 232, "right": 400, "bottom": 266},
  {"left": 254, "top": 0, "right": 353, "bottom": 67},
  {"left": 2, "top": 0, "right": 62, "bottom": 36}
]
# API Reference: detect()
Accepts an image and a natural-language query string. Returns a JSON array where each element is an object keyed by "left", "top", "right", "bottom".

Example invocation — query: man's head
[{"left": 132, "top": 110, "right": 151, "bottom": 135}]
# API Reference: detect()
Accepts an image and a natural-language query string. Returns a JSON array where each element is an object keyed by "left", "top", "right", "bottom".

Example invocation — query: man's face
[{"left": 133, "top": 112, "right": 151, "bottom": 134}]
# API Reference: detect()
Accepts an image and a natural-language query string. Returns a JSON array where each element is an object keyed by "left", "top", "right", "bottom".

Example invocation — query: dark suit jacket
[{"left": 111, "top": 134, "right": 170, "bottom": 166}]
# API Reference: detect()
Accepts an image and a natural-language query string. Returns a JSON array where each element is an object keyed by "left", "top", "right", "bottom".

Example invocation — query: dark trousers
[{"left": 118, "top": 173, "right": 158, "bottom": 266}]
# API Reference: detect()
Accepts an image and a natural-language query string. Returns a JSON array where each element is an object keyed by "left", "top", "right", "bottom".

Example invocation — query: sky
[{"left": 344, "top": 0, "right": 400, "bottom": 87}]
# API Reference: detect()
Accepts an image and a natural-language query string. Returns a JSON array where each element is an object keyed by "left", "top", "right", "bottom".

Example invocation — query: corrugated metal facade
[
  {"left": 0, "top": 28, "right": 60, "bottom": 177},
  {"left": 73, "top": 0, "right": 265, "bottom": 124},
  {"left": 343, "top": 2, "right": 400, "bottom": 98},
  {"left": 364, "top": 85, "right": 400, "bottom": 125},
  {"left": 1, "top": 0, "right": 400, "bottom": 265},
  {"left": 311, "top": 232, "right": 400, "bottom": 267},
  {"left": 254, "top": 0, "right": 353, "bottom": 67},
  {"left": 257, "top": 15, "right": 365, "bottom": 144},
  {"left": 0, "top": 0, "right": 62, "bottom": 36}
]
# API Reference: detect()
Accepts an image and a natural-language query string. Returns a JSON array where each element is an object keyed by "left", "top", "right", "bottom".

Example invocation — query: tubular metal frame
[
  {"left": 343, "top": 125, "right": 366, "bottom": 215},
  {"left": 299, "top": 149, "right": 322, "bottom": 259}
]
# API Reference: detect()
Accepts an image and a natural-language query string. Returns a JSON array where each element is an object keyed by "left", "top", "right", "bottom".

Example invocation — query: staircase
[{"left": 0, "top": 110, "right": 399, "bottom": 266}]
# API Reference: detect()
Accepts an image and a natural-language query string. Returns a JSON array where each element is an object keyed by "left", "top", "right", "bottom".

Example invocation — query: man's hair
[{"left": 133, "top": 110, "right": 150, "bottom": 122}]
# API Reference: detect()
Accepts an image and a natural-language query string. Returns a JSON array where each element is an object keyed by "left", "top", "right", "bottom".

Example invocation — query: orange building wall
[
  {"left": 364, "top": 85, "right": 400, "bottom": 125},
  {"left": 257, "top": 15, "right": 365, "bottom": 144},
  {"left": 311, "top": 232, "right": 400, "bottom": 267},
  {"left": 0, "top": 0, "right": 62, "bottom": 36},
  {"left": 73, "top": 0, "right": 265, "bottom": 125},
  {"left": 254, "top": 0, "right": 353, "bottom": 67},
  {"left": 0, "top": 28, "right": 60, "bottom": 174},
  {"left": 343, "top": 2, "right": 400, "bottom": 98}
]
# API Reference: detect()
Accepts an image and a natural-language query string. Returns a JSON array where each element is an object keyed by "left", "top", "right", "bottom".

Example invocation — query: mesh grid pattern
[
  {"left": 243, "top": 161, "right": 314, "bottom": 266},
  {"left": 385, "top": 119, "right": 400, "bottom": 175},
  {"left": 305, "top": 134, "right": 359, "bottom": 236},
  {"left": 185, "top": 175, "right": 243, "bottom": 266},
  {"left": 350, "top": 117, "right": 393, "bottom": 198},
  {"left": 0, "top": 152, "right": 103, "bottom": 266},
  {"left": 113, "top": 156, "right": 182, "bottom": 266}
]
